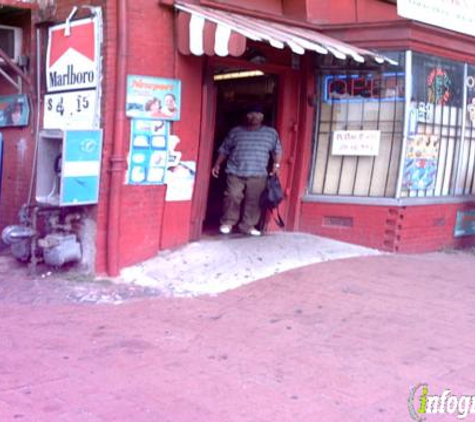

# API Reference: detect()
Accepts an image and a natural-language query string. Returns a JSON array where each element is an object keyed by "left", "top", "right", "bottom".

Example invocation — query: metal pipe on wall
[{"left": 106, "top": 0, "right": 128, "bottom": 276}]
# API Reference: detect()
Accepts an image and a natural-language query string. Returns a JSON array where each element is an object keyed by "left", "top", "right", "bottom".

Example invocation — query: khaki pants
[{"left": 221, "top": 174, "right": 267, "bottom": 232}]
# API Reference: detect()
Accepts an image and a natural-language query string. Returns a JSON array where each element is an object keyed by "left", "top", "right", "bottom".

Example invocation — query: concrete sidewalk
[
  {"left": 0, "top": 245, "right": 475, "bottom": 420},
  {"left": 118, "top": 232, "right": 381, "bottom": 297}
]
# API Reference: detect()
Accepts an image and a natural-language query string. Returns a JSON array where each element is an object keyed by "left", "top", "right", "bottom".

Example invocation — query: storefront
[
  {"left": 2, "top": 0, "right": 475, "bottom": 276},
  {"left": 300, "top": 0, "right": 475, "bottom": 252},
  {"left": 93, "top": 0, "right": 398, "bottom": 275}
]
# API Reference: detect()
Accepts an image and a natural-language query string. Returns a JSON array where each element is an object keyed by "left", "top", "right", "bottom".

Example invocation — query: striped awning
[{"left": 175, "top": 2, "right": 397, "bottom": 65}]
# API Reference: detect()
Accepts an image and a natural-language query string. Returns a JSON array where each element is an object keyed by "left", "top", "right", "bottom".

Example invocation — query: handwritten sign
[{"left": 332, "top": 130, "right": 380, "bottom": 156}]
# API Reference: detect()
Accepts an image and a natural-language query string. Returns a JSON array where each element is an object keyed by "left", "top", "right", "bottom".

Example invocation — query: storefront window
[
  {"left": 401, "top": 53, "right": 465, "bottom": 197},
  {"left": 456, "top": 64, "right": 475, "bottom": 195},
  {"left": 310, "top": 51, "right": 405, "bottom": 197}
]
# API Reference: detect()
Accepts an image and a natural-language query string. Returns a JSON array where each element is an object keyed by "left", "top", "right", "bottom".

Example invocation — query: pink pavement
[{"left": 1, "top": 251, "right": 475, "bottom": 421}]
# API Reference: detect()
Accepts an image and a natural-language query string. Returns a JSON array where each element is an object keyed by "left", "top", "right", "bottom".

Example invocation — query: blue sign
[
  {"left": 0, "top": 94, "right": 29, "bottom": 127},
  {"left": 126, "top": 75, "right": 181, "bottom": 121},
  {"left": 60, "top": 130, "right": 103, "bottom": 206},
  {"left": 127, "top": 119, "right": 169, "bottom": 185}
]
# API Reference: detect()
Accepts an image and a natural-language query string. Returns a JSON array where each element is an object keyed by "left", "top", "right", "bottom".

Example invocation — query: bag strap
[{"left": 270, "top": 208, "right": 285, "bottom": 228}]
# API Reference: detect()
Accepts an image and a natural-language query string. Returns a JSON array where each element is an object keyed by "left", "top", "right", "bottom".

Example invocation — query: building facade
[{"left": 1, "top": 0, "right": 475, "bottom": 275}]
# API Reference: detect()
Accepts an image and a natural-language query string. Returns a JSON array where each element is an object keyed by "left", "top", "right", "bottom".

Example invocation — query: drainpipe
[{"left": 107, "top": 0, "right": 128, "bottom": 276}]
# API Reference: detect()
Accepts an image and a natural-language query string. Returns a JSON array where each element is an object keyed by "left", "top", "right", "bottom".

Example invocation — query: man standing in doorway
[{"left": 211, "top": 104, "right": 282, "bottom": 236}]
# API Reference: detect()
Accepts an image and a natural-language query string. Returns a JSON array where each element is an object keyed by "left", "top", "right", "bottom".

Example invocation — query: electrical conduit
[{"left": 106, "top": 0, "right": 128, "bottom": 276}]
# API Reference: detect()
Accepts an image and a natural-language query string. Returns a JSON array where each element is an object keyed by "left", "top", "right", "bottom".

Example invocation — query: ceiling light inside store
[{"left": 213, "top": 70, "right": 264, "bottom": 81}]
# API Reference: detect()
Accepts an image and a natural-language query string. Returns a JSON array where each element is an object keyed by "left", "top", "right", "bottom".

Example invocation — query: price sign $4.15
[
  {"left": 47, "top": 94, "right": 89, "bottom": 115},
  {"left": 44, "top": 90, "right": 98, "bottom": 130}
]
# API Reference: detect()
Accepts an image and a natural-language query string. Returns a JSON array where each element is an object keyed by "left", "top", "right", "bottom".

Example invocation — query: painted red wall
[
  {"left": 300, "top": 202, "right": 475, "bottom": 253},
  {"left": 209, "top": 0, "right": 282, "bottom": 15},
  {"left": 160, "top": 53, "right": 204, "bottom": 250},
  {"left": 307, "top": 0, "right": 399, "bottom": 24}
]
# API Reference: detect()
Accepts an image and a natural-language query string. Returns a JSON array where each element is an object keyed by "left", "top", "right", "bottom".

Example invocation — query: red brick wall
[
  {"left": 118, "top": 185, "right": 166, "bottom": 268},
  {"left": 0, "top": 7, "right": 34, "bottom": 232},
  {"left": 96, "top": 1, "right": 204, "bottom": 272},
  {"left": 300, "top": 201, "right": 475, "bottom": 253},
  {"left": 45, "top": 0, "right": 108, "bottom": 273},
  {"left": 47, "top": 1, "right": 203, "bottom": 273}
]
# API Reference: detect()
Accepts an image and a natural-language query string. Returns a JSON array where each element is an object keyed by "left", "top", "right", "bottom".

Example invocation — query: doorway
[{"left": 202, "top": 72, "right": 279, "bottom": 234}]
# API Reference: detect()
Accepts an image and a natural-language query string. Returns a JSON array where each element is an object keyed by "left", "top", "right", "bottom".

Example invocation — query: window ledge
[{"left": 302, "top": 194, "right": 475, "bottom": 206}]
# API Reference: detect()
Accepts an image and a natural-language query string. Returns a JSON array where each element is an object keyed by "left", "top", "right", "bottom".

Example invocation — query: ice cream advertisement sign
[{"left": 46, "top": 17, "right": 100, "bottom": 92}]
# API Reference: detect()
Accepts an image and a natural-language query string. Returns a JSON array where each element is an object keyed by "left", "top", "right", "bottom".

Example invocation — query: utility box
[{"left": 36, "top": 129, "right": 103, "bottom": 206}]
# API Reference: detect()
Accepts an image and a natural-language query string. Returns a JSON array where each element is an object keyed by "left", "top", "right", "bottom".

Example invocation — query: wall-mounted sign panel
[
  {"left": 332, "top": 130, "right": 380, "bottom": 156},
  {"left": 126, "top": 75, "right": 181, "bottom": 121},
  {"left": 36, "top": 129, "right": 103, "bottom": 206},
  {"left": 43, "top": 90, "right": 99, "bottom": 130},
  {"left": 454, "top": 210, "right": 475, "bottom": 237},
  {"left": 127, "top": 119, "right": 169, "bottom": 185},
  {"left": 0, "top": 94, "right": 29, "bottom": 127},
  {"left": 61, "top": 130, "right": 103, "bottom": 206},
  {"left": 398, "top": 0, "right": 475, "bottom": 38},
  {"left": 46, "top": 17, "right": 101, "bottom": 93}
]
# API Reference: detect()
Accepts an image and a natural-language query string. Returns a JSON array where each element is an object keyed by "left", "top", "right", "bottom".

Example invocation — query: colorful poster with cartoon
[
  {"left": 403, "top": 134, "right": 439, "bottom": 190},
  {"left": 126, "top": 75, "right": 181, "bottom": 121},
  {"left": 127, "top": 119, "right": 169, "bottom": 185}
]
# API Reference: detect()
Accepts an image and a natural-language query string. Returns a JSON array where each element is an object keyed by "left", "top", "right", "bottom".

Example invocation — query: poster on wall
[
  {"left": 402, "top": 134, "right": 439, "bottom": 190},
  {"left": 0, "top": 95, "right": 29, "bottom": 127},
  {"left": 164, "top": 134, "right": 195, "bottom": 201},
  {"left": 126, "top": 75, "right": 181, "bottom": 121},
  {"left": 165, "top": 161, "right": 196, "bottom": 201},
  {"left": 127, "top": 119, "right": 169, "bottom": 185}
]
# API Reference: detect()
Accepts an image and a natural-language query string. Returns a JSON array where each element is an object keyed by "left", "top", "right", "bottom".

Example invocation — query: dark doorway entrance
[{"left": 202, "top": 72, "right": 278, "bottom": 234}]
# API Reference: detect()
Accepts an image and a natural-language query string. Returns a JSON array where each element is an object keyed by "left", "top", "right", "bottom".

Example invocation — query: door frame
[{"left": 190, "top": 55, "right": 304, "bottom": 240}]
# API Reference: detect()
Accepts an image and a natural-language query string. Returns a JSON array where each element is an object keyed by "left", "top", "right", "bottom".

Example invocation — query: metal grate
[
  {"left": 310, "top": 63, "right": 405, "bottom": 197},
  {"left": 401, "top": 54, "right": 475, "bottom": 198}
]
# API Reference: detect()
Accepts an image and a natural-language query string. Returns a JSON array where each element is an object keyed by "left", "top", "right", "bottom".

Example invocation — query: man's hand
[
  {"left": 211, "top": 164, "right": 220, "bottom": 178},
  {"left": 270, "top": 163, "right": 281, "bottom": 176}
]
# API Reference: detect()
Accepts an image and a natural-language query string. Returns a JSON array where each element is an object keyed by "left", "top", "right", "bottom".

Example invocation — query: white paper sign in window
[{"left": 332, "top": 130, "right": 381, "bottom": 156}]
